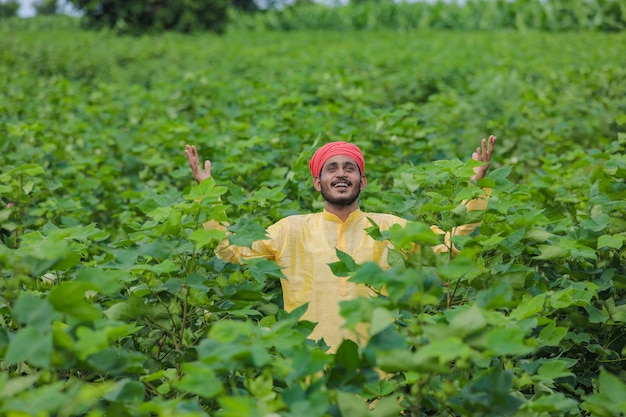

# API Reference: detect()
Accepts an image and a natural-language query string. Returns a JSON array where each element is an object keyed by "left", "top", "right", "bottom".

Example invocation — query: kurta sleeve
[{"left": 203, "top": 219, "right": 278, "bottom": 263}]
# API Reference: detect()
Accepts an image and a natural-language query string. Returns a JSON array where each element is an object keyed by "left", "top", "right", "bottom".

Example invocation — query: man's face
[{"left": 314, "top": 155, "right": 366, "bottom": 207}]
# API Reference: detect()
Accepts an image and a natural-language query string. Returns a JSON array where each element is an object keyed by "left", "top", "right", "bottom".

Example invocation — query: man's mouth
[{"left": 332, "top": 180, "right": 351, "bottom": 188}]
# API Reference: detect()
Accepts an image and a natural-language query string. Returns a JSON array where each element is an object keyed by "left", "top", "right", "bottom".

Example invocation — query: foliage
[
  {"left": 230, "top": 0, "right": 626, "bottom": 32},
  {"left": 34, "top": 0, "right": 59, "bottom": 15},
  {"left": 0, "top": 0, "right": 19, "bottom": 18},
  {"left": 1, "top": 23, "right": 626, "bottom": 416},
  {"left": 67, "top": 0, "right": 230, "bottom": 34}
]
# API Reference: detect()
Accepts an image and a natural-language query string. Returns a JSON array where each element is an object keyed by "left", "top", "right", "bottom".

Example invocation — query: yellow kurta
[{"left": 208, "top": 195, "right": 488, "bottom": 351}]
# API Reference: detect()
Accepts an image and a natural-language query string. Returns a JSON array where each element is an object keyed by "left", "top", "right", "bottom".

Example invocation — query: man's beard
[{"left": 320, "top": 179, "right": 362, "bottom": 207}]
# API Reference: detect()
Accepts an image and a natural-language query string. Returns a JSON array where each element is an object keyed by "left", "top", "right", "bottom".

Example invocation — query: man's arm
[
  {"left": 184, "top": 144, "right": 277, "bottom": 263},
  {"left": 185, "top": 144, "right": 212, "bottom": 184},
  {"left": 431, "top": 135, "right": 497, "bottom": 254},
  {"left": 470, "top": 135, "right": 497, "bottom": 181}
]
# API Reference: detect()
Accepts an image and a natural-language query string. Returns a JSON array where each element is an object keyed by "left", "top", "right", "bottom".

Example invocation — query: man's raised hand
[
  {"left": 471, "top": 135, "right": 497, "bottom": 181},
  {"left": 185, "top": 144, "right": 212, "bottom": 184}
]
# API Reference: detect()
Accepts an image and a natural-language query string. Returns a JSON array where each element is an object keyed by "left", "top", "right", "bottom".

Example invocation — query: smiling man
[{"left": 185, "top": 138, "right": 496, "bottom": 351}]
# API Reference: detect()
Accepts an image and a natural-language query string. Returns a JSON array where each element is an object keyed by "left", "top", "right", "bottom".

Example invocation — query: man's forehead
[{"left": 322, "top": 155, "right": 359, "bottom": 167}]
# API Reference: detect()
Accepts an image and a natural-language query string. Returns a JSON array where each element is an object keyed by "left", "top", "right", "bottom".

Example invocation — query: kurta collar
[{"left": 322, "top": 208, "right": 365, "bottom": 224}]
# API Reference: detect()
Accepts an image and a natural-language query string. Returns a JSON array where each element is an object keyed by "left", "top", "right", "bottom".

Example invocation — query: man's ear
[
  {"left": 314, "top": 176, "right": 321, "bottom": 192},
  {"left": 360, "top": 174, "right": 367, "bottom": 190}
]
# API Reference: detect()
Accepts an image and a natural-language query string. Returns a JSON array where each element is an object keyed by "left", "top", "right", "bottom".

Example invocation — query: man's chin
[{"left": 324, "top": 193, "right": 360, "bottom": 207}]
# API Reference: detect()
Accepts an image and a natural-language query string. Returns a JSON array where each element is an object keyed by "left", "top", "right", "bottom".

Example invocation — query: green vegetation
[
  {"left": 232, "top": 0, "right": 626, "bottom": 32},
  {"left": 1, "top": 15, "right": 626, "bottom": 417},
  {"left": 0, "top": 0, "right": 19, "bottom": 18},
  {"left": 67, "top": 0, "right": 230, "bottom": 34}
]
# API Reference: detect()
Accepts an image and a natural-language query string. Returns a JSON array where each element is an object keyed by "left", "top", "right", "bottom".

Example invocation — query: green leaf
[
  {"left": 524, "top": 228, "right": 554, "bottom": 242},
  {"left": 336, "top": 391, "right": 369, "bottom": 417},
  {"left": 104, "top": 379, "right": 145, "bottom": 403},
  {"left": 534, "top": 244, "right": 565, "bottom": 260},
  {"left": 370, "top": 396, "right": 403, "bottom": 417},
  {"left": 510, "top": 294, "right": 546, "bottom": 320},
  {"left": 12, "top": 292, "right": 55, "bottom": 331},
  {"left": 370, "top": 307, "right": 395, "bottom": 337},
  {"left": 328, "top": 248, "right": 357, "bottom": 277},
  {"left": 391, "top": 221, "right": 440, "bottom": 248},
  {"left": 461, "top": 367, "right": 523, "bottom": 416},
  {"left": 527, "top": 392, "right": 578, "bottom": 413},
  {"left": 5, "top": 163, "right": 45, "bottom": 177},
  {"left": 597, "top": 234, "right": 625, "bottom": 249},
  {"left": 538, "top": 321, "right": 568, "bottom": 346},
  {"left": 485, "top": 327, "right": 535, "bottom": 356},
  {"left": 48, "top": 281, "right": 102, "bottom": 320},
  {"left": 334, "top": 339, "right": 360, "bottom": 371},
  {"left": 189, "top": 228, "right": 226, "bottom": 250},
  {"left": 581, "top": 369, "right": 626, "bottom": 414},
  {"left": 537, "top": 360, "right": 575, "bottom": 382},
  {"left": 175, "top": 363, "right": 223, "bottom": 399},
  {"left": 227, "top": 217, "right": 268, "bottom": 248},
  {"left": 184, "top": 177, "right": 228, "bottom": 202},
  {"left": 448, "top": 304, "right": 487, "bottom": 337},
  {"left": 476, "top": 279, "right": 513, "bottom": 309},
  {"left": 437, "top": 250, "right": 475, "bottom": 281},
  {"left": 76, "top": 268, "right": 125, "bottom": 295},
  {"left": 5, "top": 327, "right": 52, "bottom": 368},
  {"left": 419, "top": 337, "right": 473, "bottom": 365}
]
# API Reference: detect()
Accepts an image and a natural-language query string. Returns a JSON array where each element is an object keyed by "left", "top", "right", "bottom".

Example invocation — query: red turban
[{"left": 309, "top": 141, "right": 365, "bottom": 178}]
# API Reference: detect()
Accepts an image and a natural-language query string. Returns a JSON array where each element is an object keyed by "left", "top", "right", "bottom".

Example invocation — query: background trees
[
  {"left": 0, "top": 0, "right": 19, "bottom": 18},
  {"left": 67, "top": 0, "right": 232, "bottom": 33}
]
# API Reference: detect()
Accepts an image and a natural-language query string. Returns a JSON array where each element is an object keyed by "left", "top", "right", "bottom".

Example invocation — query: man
[{"left": 185, "top": 137, "right": 496, "bottom": 351}]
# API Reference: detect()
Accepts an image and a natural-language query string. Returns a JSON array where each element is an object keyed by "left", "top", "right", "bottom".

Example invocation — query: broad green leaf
[
  {"left": 510, "top": 294, "right": 546, "bottom": 320},
  {"left": 527, "top": 393, "right": 578, "bottom": 413},
  {"left": 189, "top": 228, "right": 226, "bottom": 250},
  {"left": 12, "top": 292, "right": 55, "bottom": 331},
  {"left": 184, "top": 177, "right": 228, "bottom": 202},
  {"left": 581, "top": 369, "right": 626, "bottom": 414},
  {"left": 5, "top": 327, "right": 52, "bottom": 368},
  {"left": 476, "top": 279, "right": 514, "bottom": 309},
  {"left": 369, "top": 307, "right": 395, "bottom": 337},
  {"left": 49, "top": 281, "right": 101, "bottom": 320},
  {"left": 334, "top": 339, "right": 360, "bottom": 371},
  {"left": 329, "top": 248, "right": 356, "bottom": 277},
  {"left": 461, "top": 367, "right": 523, "bottom": 416},
  {"left": 370, "top": 396, "right": 403, "bottom": 417},
  {"left": 244, "top": 257, "right": 286, "bottom": 281},
  {"left": 227, "top": 217, "right": 268, "bottom": 248},
  {"left": 104, "top": 379, "right": 145, "bottom": 403},
  {"left": 437, "top": 250, "right": 475, "bottom": 281},
  {"left": 175, "top": 363, "right": 223, "bottom": 399},
  {"left": 392, "top": 221, "right": 440, "bottom": 247},
  {"left": 538, "top": 321, "right": 568, "bottom": 346},
  {"left": 524, "top": 228, "right": 554, "bottom": 242},
  {"left": 536, "top": 360, "right": 575, "bottom": 382},
  {"left": 534, "top": 244, "right": 565, "bottom": 260},
  {"left": 130, "top": 259, "right": 179, "bottom": 275},
  {"left": 5, "top": 163, "right": 45, "bottom": 177},
  {"left": 597, "top": 234, "right": 625, "bottom": 249},
  {"left": 217, "top": 397, "right": 259, "bottom": 417},
  {"left": 448, "top": 304, "right": 487, "bottom": 337},
  {"left": 485, "top": 327, "right": 535, "bottom": 356},
  {"left": 336, "top": 391, "right": 369, "bottom": 417},
  {"left": 76, "top": 268, "right": 125, "bottom": 295},
  {"left": 414, "top": 337, "right": 473, "bottom": 364},
  {"left": 0, "top": 382, "right": 69, "bottom": 416}
]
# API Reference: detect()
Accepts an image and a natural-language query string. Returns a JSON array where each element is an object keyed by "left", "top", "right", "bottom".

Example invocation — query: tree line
[{"left": 2, "top": 0, "right": 624, "bottom": 35}]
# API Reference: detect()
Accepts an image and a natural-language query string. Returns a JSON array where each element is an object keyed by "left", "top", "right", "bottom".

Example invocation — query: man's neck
[{"left": 324, "top": 201, "right": 360, "bottom": 222}]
